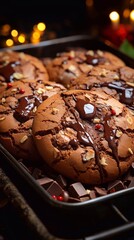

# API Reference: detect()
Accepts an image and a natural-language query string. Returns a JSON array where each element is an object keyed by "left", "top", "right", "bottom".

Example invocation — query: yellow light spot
[
  {"left": 123, "top": 9, "right": 130, "bottom": 18},
  {"left": 37, "top": 22, "right": 46, "bottom": 31},
  {"left": 130, "top": 10, "right": 134, "bottom": 21},
  {"left": 109, "top": 11, "right": 120, "bottom": 22},
  {"left": 6, "top": 39, "right": 14, "bottom": 47},
  {"left": 11, "top": 29, "right": 18, "bottom": 37},
  {"left": 18, "top": 34, "right": 25, "bottom": 43}
]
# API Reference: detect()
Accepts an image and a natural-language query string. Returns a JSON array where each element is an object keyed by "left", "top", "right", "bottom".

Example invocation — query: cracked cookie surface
[
  {"left": 0, "top": 79, "right": 66, "bottom": 163},
  {"left": 0, "top": 50, "right": 49, "bottom": 90},
  {"left": 69, "top": 66, "right": 134, "bottom": 111},
  {"left": 45, "top": 49, "right": 125, "bottom": 88},
  {"left": 32, "top": 89, "right": 134, "bottom": 184}
]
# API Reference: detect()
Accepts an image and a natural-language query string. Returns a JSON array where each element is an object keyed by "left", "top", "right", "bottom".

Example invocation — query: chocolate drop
[
  {"left": 14, "top": 95, "right": 42, "bottom": 122},
  {"left": 76, "top": 98, "right": 96, "bottom": 120}
]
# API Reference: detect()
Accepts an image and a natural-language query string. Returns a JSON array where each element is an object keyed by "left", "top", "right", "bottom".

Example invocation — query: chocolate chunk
[
  {"left": 47, "top": 181, "right": 64, "bottom": 197},
  {"left": 107, "top": 180, "right": 125, "bottom": 193},
  {"left": 68, "top": 182, "right": 88, "bottom": 198},
  {"left": 37, "top": 177, "right": 54, "bottom": 189},
  {"left": 94, "top": 187, "right": 107, "bottom": 196},
  {"left": 76, "top": 98, "right": 96, "bottom": 120},
  {"left": 0, "top": 62, "right": 16, "bottom": 82},
  {"left": 14, "top": 95, "right": 42, "bottom": 122}
]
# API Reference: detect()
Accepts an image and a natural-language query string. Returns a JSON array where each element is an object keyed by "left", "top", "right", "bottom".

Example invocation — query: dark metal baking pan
[{"left": 0, "top": 35, "right": 134, "bottom": 239}]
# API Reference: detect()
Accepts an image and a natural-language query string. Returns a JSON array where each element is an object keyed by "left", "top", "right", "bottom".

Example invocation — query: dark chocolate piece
[
  {"left": 94, "top": 187, "right": 107, "bottom": 196},
  {"left": 107, "top": 180, "right": 125, "bottom": 193},
  {"left": 47, "top": 181, "right": 64, "bottom": 197},
  {"left": 14, "top": 95, "right": 42, "bottom": 122},
  {"left": 68, "top": 182, "right": 88, "bottom": 198},
  {"left": 37, "top": 177, "right": 54, "bottom": 190},
  {"left": 0, "top": 61, "right": 20, "bottom": 82}
]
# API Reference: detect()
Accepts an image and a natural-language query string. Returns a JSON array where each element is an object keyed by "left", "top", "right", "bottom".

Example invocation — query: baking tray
[{"left": 0, "top": 35, "right": 134, "bottom": 239}]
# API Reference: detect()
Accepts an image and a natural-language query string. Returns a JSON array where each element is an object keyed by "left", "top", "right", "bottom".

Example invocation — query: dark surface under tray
[{"left": 0, "top": 35, "right": 134, "bottom": 239}]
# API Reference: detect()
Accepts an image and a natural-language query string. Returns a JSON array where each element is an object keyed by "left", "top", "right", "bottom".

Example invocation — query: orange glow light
[{"left": 6, "top": 39, "right": 14, "bottom": 47}]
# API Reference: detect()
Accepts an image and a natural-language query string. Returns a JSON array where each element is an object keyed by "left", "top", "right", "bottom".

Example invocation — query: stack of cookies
[{"left": 0, "top": 48, "right": 134, "bottom": 203}]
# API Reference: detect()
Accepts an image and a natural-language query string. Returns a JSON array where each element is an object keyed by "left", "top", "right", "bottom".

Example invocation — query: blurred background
[{"left": 0, "top": 0, "right": 134, "bottom": 57}]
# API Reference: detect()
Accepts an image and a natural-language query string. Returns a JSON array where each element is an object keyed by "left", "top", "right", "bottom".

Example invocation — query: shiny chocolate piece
[
  {"left": 14, "top": 95, "right": 42, "bottom": 122},
  {"left": 0, "top": 61, "right": 20, "bottom": 82},
  {"left": 101, "top": 81, "right": 134, "bottom": 108},
  {"left": 37, "top": 177, "right": 54, "bottom": 190},
  {"left": 47, "top": 181, "right": 64, "bottom": 197},
  {"left": 19, "top": 158, "right": 134, "bottom": 203},
  {"left": 75, "top": 98, "right": 96, "bottom": 120},
  {"left": 94, "top": 187, "right": 107, "bottom": 196},
  {"left": 86, "top": 52, "right": 106, "bottom": 66},
  {"left": 68, "top": 182, "right": 88, "bottom": 198}
]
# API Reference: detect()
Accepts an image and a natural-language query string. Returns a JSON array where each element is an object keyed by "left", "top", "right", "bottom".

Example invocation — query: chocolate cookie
[
  {"left": 0, "top": 50, "right": 49, "bottom": 88},
  {"left": 45, "top": 49, "right": 125, "bottom": 88},
  {"left": 32, "top": 89, "right": 134, "bottom": 185},
  {"left": 69, "top": 66, "right": 134, "bottom": 110},
  {"left": 0, "top": 79, "right": 66, "bottom": 163}
]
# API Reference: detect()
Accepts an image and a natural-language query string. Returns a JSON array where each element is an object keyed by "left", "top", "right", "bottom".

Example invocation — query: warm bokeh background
[{"left": 0, "top": 0, "right": 134, "bottom": 57}]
